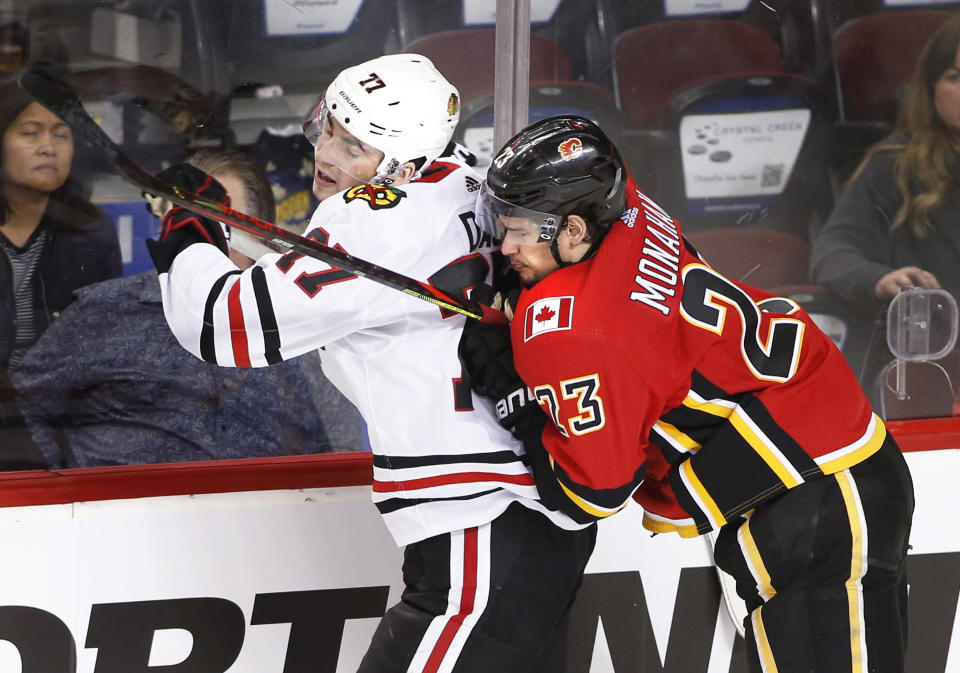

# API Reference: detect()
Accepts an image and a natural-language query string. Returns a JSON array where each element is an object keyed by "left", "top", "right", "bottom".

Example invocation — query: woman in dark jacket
[
  {"left": 812, "top": 15, "right": 960, "bottom": 310},
  {"left": 810, "top": 15, "right": 960, "bottom": 407},
  {"left": 0, "top": 79, "right": 122, "bottom": 469}
]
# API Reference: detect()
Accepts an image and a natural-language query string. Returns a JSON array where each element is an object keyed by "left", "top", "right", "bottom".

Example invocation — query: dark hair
[
  {"left": 572, "top": 198, "right": 627, "bottom": 245},
  {"left": 186, "top": 148, "right": 277, "bottom": 223},
  {"left": 0, "top": 79, "right": 102, "bottom": 229}
]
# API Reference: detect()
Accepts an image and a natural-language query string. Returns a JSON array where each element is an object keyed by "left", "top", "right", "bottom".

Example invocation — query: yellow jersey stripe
[
  {"left": 730, "top": 409, "right": 804, "bottom": 488},
  {"left": 679, "top": 460, "right": 726, "bottom": 528},
  {"left": 816, "top": 414, "right": 886, "bottom": 474},
  {"left": 641, "top": 512, "right": 701, "bottom": 538},
  {"left": 557, "top": 480, "right": 626, "bottom": 519},
  {"left": 682, "top": 392, "right": 736, "bottom": 417},
  {"left": 752, "top": 606, "right": 779, "bottom": 673},
  {"left": 548, "top": 454, "right": 626, "bottom": 518},
  {"left": 738, "top": 519, "right": 776, "bottom": 602},
  {"left": 653, "top": 420, "right": 702, "bottom": 452},
  {"left": 836, "top": 471, "right": 868, "bottom": 673}
]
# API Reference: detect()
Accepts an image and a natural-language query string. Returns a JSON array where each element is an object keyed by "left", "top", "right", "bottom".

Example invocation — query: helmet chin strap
[
  {"left": 549, "top": 236, "right": 571, "bottom": 269},
  {"left": 548, "top": 218, "right": 572, "bottom": 268},
  {"left": 548, "top": 218, "right": 602, "bottom": 268}
]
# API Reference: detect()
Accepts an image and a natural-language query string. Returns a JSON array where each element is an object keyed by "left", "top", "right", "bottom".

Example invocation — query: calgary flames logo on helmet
[
  {"left": 557, "top": 137, "right": 583, "bottom": 161},
  {"left": 343, "top": 184, "right": 407, "bottom": 210}
]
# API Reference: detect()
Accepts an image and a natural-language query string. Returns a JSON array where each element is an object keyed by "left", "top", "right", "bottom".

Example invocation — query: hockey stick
[{"left": 18, "top": 69, "right": 505, "bottom": 325}]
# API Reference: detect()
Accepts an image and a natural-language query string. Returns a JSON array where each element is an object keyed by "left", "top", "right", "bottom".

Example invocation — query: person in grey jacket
[
  {"left": 811, "top": 15, "right": 960, "bottom": 312},
  {"left": 10, "top": 148, "right": 365, "bottom": 467}
]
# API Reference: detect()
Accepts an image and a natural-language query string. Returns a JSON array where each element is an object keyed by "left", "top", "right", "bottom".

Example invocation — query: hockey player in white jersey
[{"left": 146, "top": 54, "right": 595, "bottom": 673}]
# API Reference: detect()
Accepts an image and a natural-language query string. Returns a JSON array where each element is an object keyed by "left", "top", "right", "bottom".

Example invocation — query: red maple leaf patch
[{"left": 535, "top": 305, "right": 556, "bottom": 323}]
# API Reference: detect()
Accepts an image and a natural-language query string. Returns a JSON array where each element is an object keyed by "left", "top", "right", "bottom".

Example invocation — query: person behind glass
[
  {"left": 462, "top": 115, "right": 914, "bottom": 673},
  {"left": 10, "top": 147, "right": 365, "bottom": 468},
  {"left": 811, "top": 15, "right": 960, "bottom": 312},
  {"left": 0, "top": 80, "right": 121, "bottom": 470},
  {"left": 149, "top": 55, "right": 596, "bottom": 673}
]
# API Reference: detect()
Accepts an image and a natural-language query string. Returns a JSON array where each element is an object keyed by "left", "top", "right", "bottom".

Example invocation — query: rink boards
[{"left": 0, "top": 445, "right": 957, "bottom": 673}]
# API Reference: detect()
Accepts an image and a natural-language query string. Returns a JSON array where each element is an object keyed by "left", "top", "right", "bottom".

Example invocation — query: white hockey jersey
[{"left": 158, "top": 157, "right": 584, "bottom": 546}]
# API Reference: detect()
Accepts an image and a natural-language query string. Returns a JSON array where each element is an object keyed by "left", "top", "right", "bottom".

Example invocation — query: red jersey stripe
[
  {"left": 416, "top": 161, "right": 459, "bottom": 184},
  {"left": 372, "top": 471, "right": 535, "bottom": 493},
  {"left": 227, "top": 281, "right": 251, "bottom": 367}
]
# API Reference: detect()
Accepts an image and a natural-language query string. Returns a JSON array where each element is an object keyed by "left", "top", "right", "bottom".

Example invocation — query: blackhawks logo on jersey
[{"left": 343, "top": 184, "right": 407, "bottom": 210}]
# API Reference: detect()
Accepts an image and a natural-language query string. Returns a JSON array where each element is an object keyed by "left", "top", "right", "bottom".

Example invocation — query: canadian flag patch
[{"left": 524, "top": 296, "right": 574, "bottom": 342}]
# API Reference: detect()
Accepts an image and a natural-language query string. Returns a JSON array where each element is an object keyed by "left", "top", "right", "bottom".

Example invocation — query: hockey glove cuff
[
  {"left": 144, "top": 163, "right": 230, "bottom": 273},
  {"left": 495, "top": 381, "right": 542, "bottom": 439},
  {"left": 459, "top": 302, "right": 543, "bottom": 438}
]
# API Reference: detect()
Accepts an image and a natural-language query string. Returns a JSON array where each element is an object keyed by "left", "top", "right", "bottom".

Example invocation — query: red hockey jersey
[{"left": 511, "top": 180, "right": 885, "bottom": 536}]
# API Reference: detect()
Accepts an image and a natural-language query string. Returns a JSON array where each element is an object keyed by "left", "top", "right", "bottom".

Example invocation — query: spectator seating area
[{"left": 49, "top": 0, "right": 958, "bottom": 414}]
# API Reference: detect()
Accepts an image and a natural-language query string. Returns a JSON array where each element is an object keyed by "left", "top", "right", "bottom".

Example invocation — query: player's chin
[{"left": 518, "top": 269, "right": 540, "bottom": 288}]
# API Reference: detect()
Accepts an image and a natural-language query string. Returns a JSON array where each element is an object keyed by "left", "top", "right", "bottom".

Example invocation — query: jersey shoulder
[
  {"left": 311, "top": 158, "right": 478, "bottom": 225},
  {"left": 304, "top": 159, "right": 481, "bottom": 265},
  {"left": 408, "top": 158, "right": 482, "bottom": 205},
  {"left": 513, "top": 262, "right": 598, "bottom": 348}
]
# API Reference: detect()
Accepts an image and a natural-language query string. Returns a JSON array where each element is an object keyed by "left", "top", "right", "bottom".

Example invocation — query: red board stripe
[{"left": 0, "top": 418, "right": 954, "bottom": 508}]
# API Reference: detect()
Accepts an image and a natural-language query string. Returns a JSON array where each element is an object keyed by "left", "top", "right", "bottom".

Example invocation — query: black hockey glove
[
  {"left": 459, "top": 285, "right": 542, "bottom": 438},
  {"left": 144, "top": 163, "right": 230, "bottom": 273}
]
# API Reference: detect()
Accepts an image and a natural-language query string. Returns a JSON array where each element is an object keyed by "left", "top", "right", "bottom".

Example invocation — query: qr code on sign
[{"left": 762, "top": 164, "right": 784, "bottom": 187}]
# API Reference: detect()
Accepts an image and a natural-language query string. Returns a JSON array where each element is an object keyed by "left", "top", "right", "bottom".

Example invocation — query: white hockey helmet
[{"left": 312, "top": 53, "right": 460, "bottom": 184}]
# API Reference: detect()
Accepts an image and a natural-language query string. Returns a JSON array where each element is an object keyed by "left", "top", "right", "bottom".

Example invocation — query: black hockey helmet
[{"left": 477, "top": 115, "right": 626, "bottom": 249}]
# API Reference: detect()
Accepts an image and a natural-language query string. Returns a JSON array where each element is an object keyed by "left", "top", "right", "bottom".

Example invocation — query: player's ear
[
  {"left": 394, "top": 162, "right": 418, "bottom": 183},
  {"left": 562, "top": 214, "right": 590, "bottom": 245}
]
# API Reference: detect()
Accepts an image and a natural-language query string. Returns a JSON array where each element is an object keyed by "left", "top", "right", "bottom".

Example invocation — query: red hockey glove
[{"left": 144, "top": 163, "right": 230, "bottom": 273}]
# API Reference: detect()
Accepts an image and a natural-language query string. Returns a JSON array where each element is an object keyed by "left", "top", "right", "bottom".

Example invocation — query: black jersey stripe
[
  {"left": 735, "top": 394, "right": 823, "bottom": 480},
  {"left": 251, "top": 266, "right": 282, "bottom": 365},
  {"left": 661, "top": 404, "right": 727, "bottom": 429},
  {"left": 682, "top": 234, "right": 702, "bottom": 260},
  {"left": 668, "top": 394, "right": 823, "bottom": 529},
  {"left": 200, "top": 270, "right": 242, "bottom": 363},
  {"left": 374, "top": 488, "right": 501, "bottom": 514},
  {"left": 372, "top": 450, "right": 524, "bottom": 469},
  {"left": 668, "top": 469, "right": 713, "bottom": 535},
  {"left": 648, "top": 421, "right": 700, "bottom": 465},
  {"left": 689, "top": 369, "right": 736, "bottom": 402},
  {"left": 552, "top": 460, "right": 646, "bottom": 518}
]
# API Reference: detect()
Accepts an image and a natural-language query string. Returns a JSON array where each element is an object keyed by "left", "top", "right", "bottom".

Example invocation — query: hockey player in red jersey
[
  {"left": 466, "top": 115, "right": 915, "bottom": 673},
  {"left": 146, "top": 57, "right": 595, "bottom": 673}
]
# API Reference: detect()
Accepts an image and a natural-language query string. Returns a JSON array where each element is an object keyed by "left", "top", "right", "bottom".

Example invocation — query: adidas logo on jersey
[
  {"left": 465, "top": 176, "right": 480, "bottom": 193},
  {"left": 621, "top": 206, "right": 639, "bottom": 228}
]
